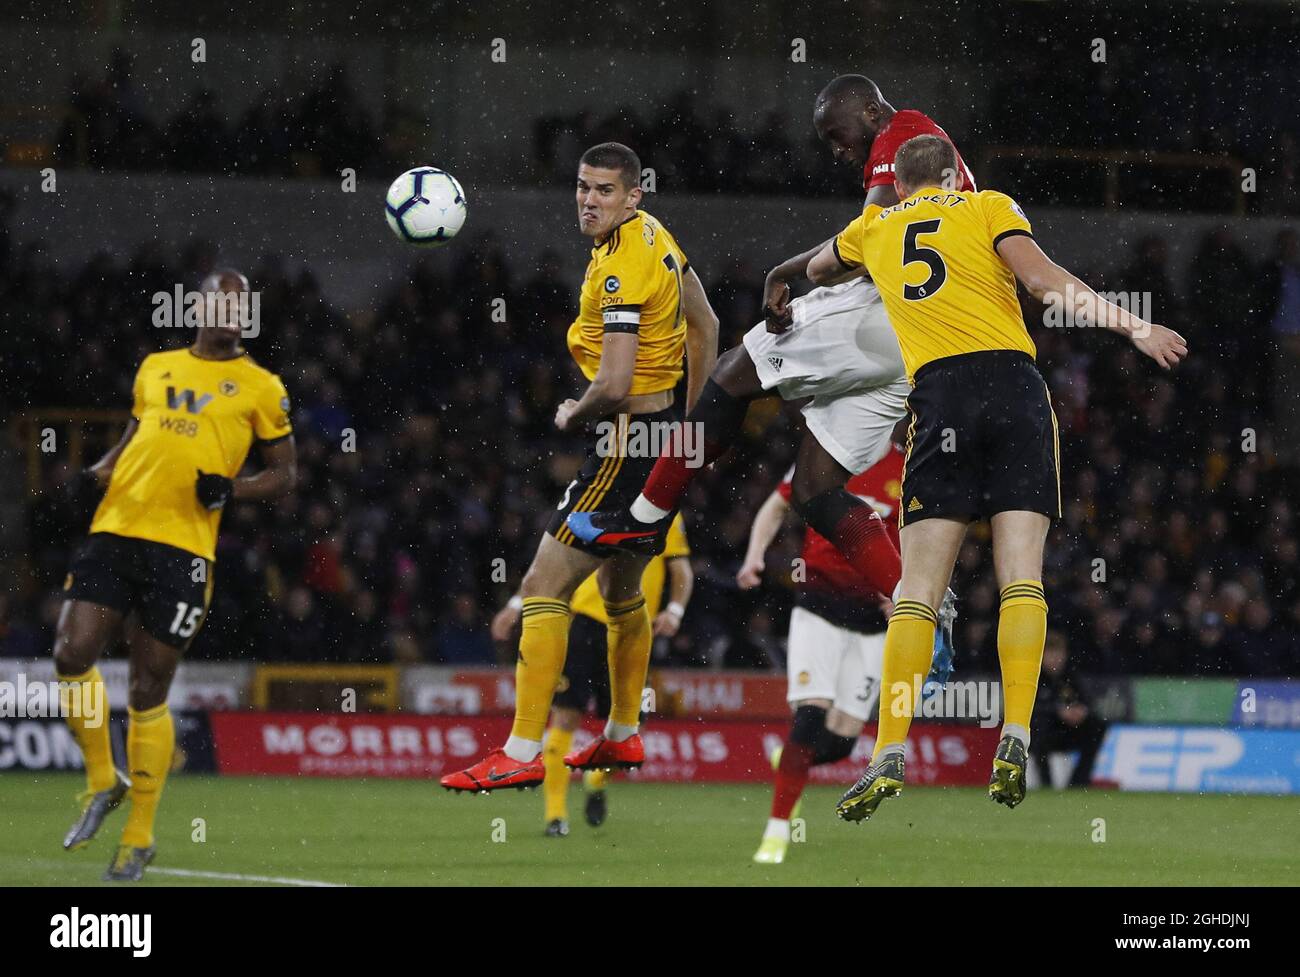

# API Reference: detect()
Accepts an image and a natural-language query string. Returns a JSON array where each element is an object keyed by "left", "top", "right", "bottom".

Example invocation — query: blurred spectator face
[
  {"left": 1215, "top": 581, "right": 1248, "bottom": 619},
  {"left": 451, "top": 593, "right": 478, "bottom": 625},
  {"left": 1244, "top": 601, "right": 1271, "bottom": 631},
  {"left": 355, "top": 590, "right": 378, "bottom": 620},
  {"left": 1043, "top": 632, "right": 1068, "bottom": 674},
  {"left": 1199, "top": 613, "right": 1225, "bottom": 645},
  {"left": 389, "top": 630, "right": 421, "bottom": 664},
  {"left": 287, "top": 587, "right": 314, "bottom": 621}
]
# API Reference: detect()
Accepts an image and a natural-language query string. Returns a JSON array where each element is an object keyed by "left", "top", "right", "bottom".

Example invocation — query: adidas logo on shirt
[{"left": 768, "top": 356, "right": 783, "bottom": 372}]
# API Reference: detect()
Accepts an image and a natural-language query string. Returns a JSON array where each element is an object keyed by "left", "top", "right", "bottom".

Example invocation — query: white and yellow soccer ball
[{"left": 384, "top": 167, "right": 467, "bottom": 247}]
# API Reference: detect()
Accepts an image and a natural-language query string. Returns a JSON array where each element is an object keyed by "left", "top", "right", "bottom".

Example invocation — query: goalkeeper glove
[{"left": 195, "top": 470, "right": 233, "bottom": 510}]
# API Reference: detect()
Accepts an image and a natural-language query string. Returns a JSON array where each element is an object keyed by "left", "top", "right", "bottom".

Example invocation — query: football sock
[
  {"left": 584, "top": 769, "right": 608, "bottom": 792},
  {"left": 630, "top": 494, "right": 670, "bottom": 523},
  {"left": 58, "top": 666, "right": 115, "bottom": 793},
  {"left": 603, "top": 721, "right": 638, "bottom": 742},
  {"left": 873, "top": 600, "right": 938, "bottom": 761},
  {"left": 542, "top": 727, "right": 574, "bottom": 821},
  {"left": 997, "top": 580, "right": 1048, "bottom": 739},
  {"left": 771, "top": 741, "right": 815, "bottom": 820},
  {"left": 508, "top": 598, "right": 571, "bottom": 753},
  {"left": 770, "top": 704, "right": 824, "bottom": 819},
  {"left": 121, "top": 704, "right": 173, "bottom": 849},
  {"left": 794, "top": 488, "right": 902, "bottom": 599},
  {"left": 605, "top": 596, "right": 650, "bottom": 731},
  {"left": 637, "top": 378, "right": 750, "bottom": 516},
  {"left": 763, "top": 817, "right": 792, "bottom": 842}
]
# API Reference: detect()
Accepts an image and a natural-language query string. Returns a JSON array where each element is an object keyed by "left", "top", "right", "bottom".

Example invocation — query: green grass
[{"left": 3, "top": 774, "right": 1295, "bottom": 886}]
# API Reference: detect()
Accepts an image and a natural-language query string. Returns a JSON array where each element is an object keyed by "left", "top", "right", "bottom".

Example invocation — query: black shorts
[
  {"left": 547, "top": 405, "right": 680, "bottom": 557},
  {"left": 64, "top": 532, "right": 214, "bottom": 650},
  {"left": 552, "top": 614, "right": 611, "bottom": 715},
  {"left": 900, "top": 350, "right": 1060, "bottom": 528}
]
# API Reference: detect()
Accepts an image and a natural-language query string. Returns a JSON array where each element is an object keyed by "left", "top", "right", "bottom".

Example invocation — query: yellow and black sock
[
  {"left": 873, "top": 600, "right": 937, "bottom": 761},
  {"left": 58, "top": 666, "right": 115, "bottom": 793},
  {"left": 542, "top": 726, "right": 574, "bottom": 822},
  {"left": 584, "top": 769, "right": 608, "bottom": 792},
  {"left": 998, "top": 580, "right": 1048, "bottom": 740},
  {"left": 121, "top": 703, "right": 174, "bottom": 849},
  {"left": 605, "top": 595, "right": 650, "bottom": 729},
  {"left": 510, "top": 599, "right": 571, "bottom": 742}
]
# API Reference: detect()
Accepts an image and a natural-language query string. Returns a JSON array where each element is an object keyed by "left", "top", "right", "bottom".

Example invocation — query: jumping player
[
  {"left": 440, "top": 143, "right": 719, "bottom": 792},
  {"left": 567, "top": 75, "right": 967, "bottom": 636},
  {"left": 55, "top": 269, "right": 297, "bottom": 880},
  {"left": 816, "top": 135, "right": 1187, "bottom": 822}
]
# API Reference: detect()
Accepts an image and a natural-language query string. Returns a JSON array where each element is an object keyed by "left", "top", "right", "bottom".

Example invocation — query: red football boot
[
  {"left": 563, "top": 734, "right": 644, "bottom": 771},
  {"left": 440, "top": 747, "right": 545, "bottom": 793}
]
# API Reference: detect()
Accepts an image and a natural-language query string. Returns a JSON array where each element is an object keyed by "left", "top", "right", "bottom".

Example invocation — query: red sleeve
[
  {"left": 864, "top": 110, "right": 976, "bottom": 191},
  {"left": 776, "top": 464, "right": 795, "bottom": 502}
]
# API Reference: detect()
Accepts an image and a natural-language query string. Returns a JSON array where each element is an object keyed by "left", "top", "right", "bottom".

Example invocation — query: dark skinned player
[{"left": 54, "top": 269, "right": 297, "bottom": 881}]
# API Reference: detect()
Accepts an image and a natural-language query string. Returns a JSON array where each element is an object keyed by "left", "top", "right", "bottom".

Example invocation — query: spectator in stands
[
  {"left": 1227, "top": 599, "right": 1286, "bottom": 676},
  {"left": 435, "top": 593, "right": 496, "bottom": 665},
  {"left": 4, "top": 187, "right": 1298, "bottom": 677},
  {"left": 1031, "top": 631, "right": 1108, "bottom": 788}
]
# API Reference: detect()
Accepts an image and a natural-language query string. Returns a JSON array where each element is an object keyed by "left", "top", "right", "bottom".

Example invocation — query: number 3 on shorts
[{"left": 169, "top": 602, "right": 203, "bottom": 638}]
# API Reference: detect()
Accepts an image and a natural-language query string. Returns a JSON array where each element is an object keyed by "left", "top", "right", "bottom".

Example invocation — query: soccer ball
[{"left": 384, "top": 167, "right": 467, "bottom": 247}]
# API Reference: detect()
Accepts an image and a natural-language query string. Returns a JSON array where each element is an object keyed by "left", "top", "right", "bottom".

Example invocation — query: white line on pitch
[{"left": 149, "top": 867, "right": 348, "bottom": 887}]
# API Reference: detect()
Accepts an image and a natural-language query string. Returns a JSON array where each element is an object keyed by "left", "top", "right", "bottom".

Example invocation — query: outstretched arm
[
  {"left": 736, "top": 489, "right": 792, "bottom": 589},
  {"left": 996, "top": 235, "right": 1189, "bottom": 369}
]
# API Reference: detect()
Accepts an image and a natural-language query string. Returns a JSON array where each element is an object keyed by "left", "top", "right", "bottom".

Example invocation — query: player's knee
[
  {"left": 519, "top": 563, "right": 575, "bottom": 602},
  {"left": 789, "top": 703, "right": 829, "bottom": 746},
  {"left": 53, "top": 629, "right": 98, "bottom": 677},
  {"left": 791, "top": 485, "right": 868, "bottom": 537},
  {"left": 812, "top": 730, "right": 856, "bottom": 765},
  {"left": 128, "top": 658, "right": 177, "bottom": 711},
  {"left": 711, "top": 346, "right": 760, "bottom": 399},
  {"left": 788, "top": 477, "right": 833, "bottom": 513},
  {"left": 597, "top": 576, "right": 643, "bottom": 606}
]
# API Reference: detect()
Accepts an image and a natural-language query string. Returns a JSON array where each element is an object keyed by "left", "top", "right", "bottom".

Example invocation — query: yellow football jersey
[
  {"left": 568, "top": 513, "right": 690, "bottom": 623},
  {"left": 567, "top": 210, "right": 689, "bottom": 396},
  {"left": 835, "top": 188, "right": 1035, "bottom": 383},
  {"left": 91, "top": 348, "right": 293, "bottom": 561}
]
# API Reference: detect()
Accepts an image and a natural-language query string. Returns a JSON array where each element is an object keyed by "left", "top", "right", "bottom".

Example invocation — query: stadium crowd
[
  {"left": 3, "top": 206, "right": 1299, "bottom": 677},
  {"left": 45, "top": 46, "right": 1300, "bottom": 214}
]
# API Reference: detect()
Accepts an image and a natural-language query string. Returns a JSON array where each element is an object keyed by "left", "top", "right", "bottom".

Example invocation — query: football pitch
[{"left": 3, "top": 774, "right": 1294, "bottom": 886}]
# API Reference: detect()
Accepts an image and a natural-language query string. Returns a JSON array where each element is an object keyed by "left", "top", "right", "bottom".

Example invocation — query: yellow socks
[
  {"left": 58, "top": 666, "right": 114, "bottom": 793},
  {"left": 121, "top": 704, "right": 174, "bottom": 849},
  {"left": 510, "top": 599, "right": 572, "bottom": 742},
  {"left": 542, "top": 727, "right": 574, "bottom": 821},
  {"left": 584, "top": 769, "right": 608, "bottom": 792},
  {"left": 604, "top": 596, "right": 651, "bottom": 729},
  {"left": 998, "top": 580, "right": 1048, "bottom": 738},
  {"left": 873, "top": 600, "right": 937, "bottom": 761}
]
